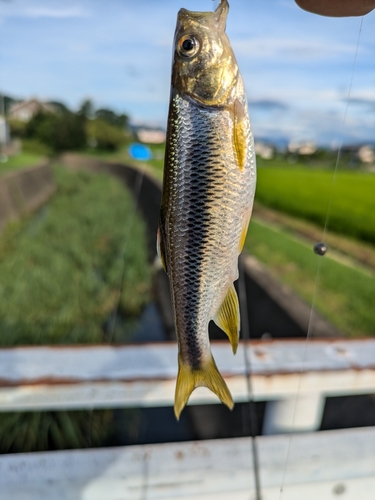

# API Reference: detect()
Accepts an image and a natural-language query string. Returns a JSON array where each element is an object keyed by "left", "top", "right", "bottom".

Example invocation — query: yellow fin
[
  {"left": 174, "top": 353, "right": 234, "bottom": 420},
  {"left": 156, "top": 227, "right": 167, "bottom": 272},
  {"left": 233, "top": 98, "right": 248, "bottom": 171},
  {"left": 214, "top": 285, "right": 240, "bottom": 354},
  {"left": 239, "top": 219, "right": 250, "bottom": 252}
]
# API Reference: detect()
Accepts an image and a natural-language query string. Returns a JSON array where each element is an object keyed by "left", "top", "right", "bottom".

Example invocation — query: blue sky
[{"left": 1, "top": 0, "right": 374, "bottom": 145}]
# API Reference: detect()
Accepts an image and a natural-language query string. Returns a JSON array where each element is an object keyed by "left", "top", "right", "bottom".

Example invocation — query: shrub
[
  {"left": 21, "top": 138, "right": 52, "bottom": 156},
  {"left": 8, "top": 118, "right": 27, "bottom": 138}
]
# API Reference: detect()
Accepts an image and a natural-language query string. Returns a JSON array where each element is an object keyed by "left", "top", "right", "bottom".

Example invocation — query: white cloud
[
  {"left": 233, "top": 37, "right": 357, "bottom": 61},
  {"left": 1, "top": 3, "right": 91, "bottom": 20},
  {"left": 23, "top": 6, "right": 90, "bottom": 18}
]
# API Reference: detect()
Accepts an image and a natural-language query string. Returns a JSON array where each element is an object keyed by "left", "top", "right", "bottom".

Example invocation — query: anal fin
[
  {"left": 239, "top": 218, "right": 250, "bottom": 252},
  {"left": 174, "top": 353, "right": 233, "bottom": 420},
  {"left": 214, "top": 284, "right": 240, "bottom": 354}
]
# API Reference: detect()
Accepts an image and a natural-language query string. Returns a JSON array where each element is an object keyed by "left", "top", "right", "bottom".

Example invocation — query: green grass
[
  {"left": 245, "top": 218, "right": 375, "bottom": 337},
  {"left": 0, "top": 152, "right": 44, "bottom": 175},
  {"left": 0, "top": 165, "right": 151, "bottom": 346},
  {"left": 0, "top": 409, "right": 113, "bottom": 453},
  {"left": 0, "top": 164, "right": 152, "bottom": 453},
  {"left": 256, "top": 166, "right": 375, "bottom": 244}
]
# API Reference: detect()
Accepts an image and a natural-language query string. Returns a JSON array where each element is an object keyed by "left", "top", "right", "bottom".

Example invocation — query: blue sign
[{"left": 128, "top": 143, "right": 152, "bottom": 161}]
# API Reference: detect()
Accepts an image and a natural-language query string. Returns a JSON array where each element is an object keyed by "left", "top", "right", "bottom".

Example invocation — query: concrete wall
[{"left": 0, "top": 161, "right": 56, "bottom": 232}]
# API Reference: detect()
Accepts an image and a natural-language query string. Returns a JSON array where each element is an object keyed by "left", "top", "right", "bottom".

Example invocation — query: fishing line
[
  {"left": 213, "top": 0, "right": 262, "bottom": 493},
  {"left": 238, "top": 256, "right": 262, "bottom": 500},
  {"left": 106, "top": 167, "right": 145, "bottom": 344},
  {"left": 278, "top": 16, "right": 364, "bottom": 499}
]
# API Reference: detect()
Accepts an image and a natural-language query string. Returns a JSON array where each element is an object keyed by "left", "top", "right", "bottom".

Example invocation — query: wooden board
[{"left": 0, "top": 427, "right": 374, "bottom": 499}]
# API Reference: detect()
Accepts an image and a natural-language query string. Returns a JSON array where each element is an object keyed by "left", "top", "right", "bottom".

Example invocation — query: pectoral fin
[
  {"left": 233, "top": 98, "right": 248, "bottom": 172},
  {"left": 214, "top": 284, "right": 240, "bottom": 354},
  {"left": 174, "top": 353, "right": 234, "bottom": 420},
  {"left": 156, "top": 226, "right": 167, "bottom": 272}
]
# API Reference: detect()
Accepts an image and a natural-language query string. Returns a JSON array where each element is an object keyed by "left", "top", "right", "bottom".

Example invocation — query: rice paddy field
[
  {"left": 256, "top": 165, "right": 375, "bottom": 244},
  {"left": 245, "top": 218, "right": 375, "bottom": 337},
  {"left": 243, "top": 161, "right": 375, "bottom": 337}
]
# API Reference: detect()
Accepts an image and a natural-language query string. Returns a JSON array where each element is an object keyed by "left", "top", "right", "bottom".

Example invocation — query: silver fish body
[{"left": 158, "top": 0, "right": 256, "bottom": 418}]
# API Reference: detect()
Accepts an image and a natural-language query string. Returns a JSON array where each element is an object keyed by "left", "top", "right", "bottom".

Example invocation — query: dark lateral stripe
[{"left": 182, "top": 106, "right": 216, "bottom": 368}]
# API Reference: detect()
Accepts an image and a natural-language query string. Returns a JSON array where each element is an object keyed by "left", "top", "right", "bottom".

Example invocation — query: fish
[{"left": 158, "top": 0, "right": 256, "bottom": 419}]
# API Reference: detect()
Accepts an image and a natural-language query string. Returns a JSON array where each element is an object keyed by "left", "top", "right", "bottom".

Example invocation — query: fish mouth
[
  {"left": 177, "top": 0, "right": 229, "bottom": 30},
  {"left": 178, "top": 0, "right": 229, "bottom": 24}
]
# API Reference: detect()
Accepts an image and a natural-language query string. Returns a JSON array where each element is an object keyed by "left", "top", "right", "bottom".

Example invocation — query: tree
[
  {"left": 94, "top": 108, "right": 129, "bottom": 129},
  {"left": 77, "top": 99, "right": 94, "bottom": 119},
  {"left": 26, "top": 111, "right": 86, "bottom": 152},
  {"left": 86, "top": 119, "right": 126, "bottom": 150}
]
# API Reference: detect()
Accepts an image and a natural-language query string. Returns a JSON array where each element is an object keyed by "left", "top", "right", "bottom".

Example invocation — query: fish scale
[
  {"left": 167, "top": 94, "right": 251, "bottom": 339},
  {"left": 158, "top": 0, "right": 256, "bottom": 418}
]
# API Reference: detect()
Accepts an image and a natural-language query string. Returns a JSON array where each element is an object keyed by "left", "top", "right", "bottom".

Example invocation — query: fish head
[{"left": 172, "top": 0, "right": 238, "bottom": 106}]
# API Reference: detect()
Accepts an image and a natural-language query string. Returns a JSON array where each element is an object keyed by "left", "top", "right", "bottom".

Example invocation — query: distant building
[
  {"left": 358, "top": 145, "right": 375, "bottom": 164},
  {"left": 254, "top": 141, "right": 275, "bottom": 160},
  {"left": 0, "top": 116, "right": 9, "bottom": 145},
  {"left": 8, "top": 99, "right": 57, "bottom": 122},
  {"left": 136, "top": 127, "right": 166, "bottom": 144},
  {"left": 341, "top": 144, "right": 375, "bottom": 168},
  {"left": 288, "top": 140, "right": 317, "bottom": 155}
]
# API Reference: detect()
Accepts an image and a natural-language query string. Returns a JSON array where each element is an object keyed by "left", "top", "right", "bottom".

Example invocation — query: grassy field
[
  {"left": 0, "top": 152, "right": 45, "bottom": 175},
  {"left": 245, "top": 218, "right": 375, "bottom": 337},
  {"left": 256, "top": 165, "right": 375, "bottom": 244},
  {"left": 86, "top": 147, "right": 375, "bottom": 337},
  {"left": 0, "top": 165, "right": 151, "bottom": 346},
  {"left": 254, "top": 203, "right": 375, "bottom": 270}
]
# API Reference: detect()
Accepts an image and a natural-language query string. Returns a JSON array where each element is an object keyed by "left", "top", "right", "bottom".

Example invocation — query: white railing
[
  {"left": 1, "top": 339, "right": 374, "bottom": 411},
  {"left": 1, "top": 339, "right": 375, "bottom": 498}
]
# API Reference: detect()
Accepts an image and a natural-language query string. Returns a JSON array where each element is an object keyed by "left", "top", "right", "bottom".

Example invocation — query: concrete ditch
[
  {"left": 60, "top": 152, "right": 341, "bottom": 340},
  {"left": 0, "top": 161, "right": 55, "bottom": 233}
]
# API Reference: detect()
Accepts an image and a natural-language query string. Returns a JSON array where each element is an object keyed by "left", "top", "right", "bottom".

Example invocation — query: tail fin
[{"left": 174, "top": 353, "right": 234, "bottom": 419}]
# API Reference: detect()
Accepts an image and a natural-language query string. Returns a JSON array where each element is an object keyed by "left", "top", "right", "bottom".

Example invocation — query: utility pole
[
  {"left": 0, "top": 92, "right": 9, "bottom": 153},
  {"left": 0, "top": 92, "right": 4, "bottom": 116}
]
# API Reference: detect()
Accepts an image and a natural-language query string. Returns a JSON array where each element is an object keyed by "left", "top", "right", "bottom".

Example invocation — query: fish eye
[{"left": 177, "top": 34, "right": 200, "bottom": 59}]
